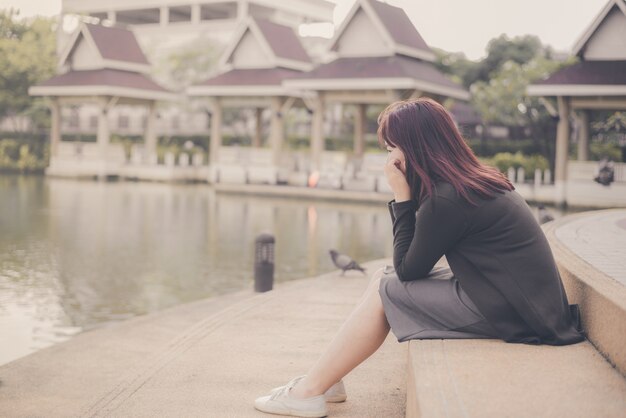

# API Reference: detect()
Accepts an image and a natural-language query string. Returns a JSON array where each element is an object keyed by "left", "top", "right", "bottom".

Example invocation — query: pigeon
[
  {"left": 537, "top": 204, "right": 554, "bottom": 224},
  {"left": 329, "top": 249, "right": 366, "bottom": 276}
]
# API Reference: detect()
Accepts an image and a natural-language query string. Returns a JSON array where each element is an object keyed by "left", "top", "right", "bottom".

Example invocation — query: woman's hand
[{"left": 384, "top": 148, "right": 411, "bottom": 202}]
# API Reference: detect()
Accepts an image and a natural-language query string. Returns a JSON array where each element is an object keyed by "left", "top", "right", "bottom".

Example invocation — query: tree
[
  {"left": 0, "top": 9, "right": 56, "bottom": 133},
  {"left": 471, "top": 56, "right": 577, "bottom": 173}
]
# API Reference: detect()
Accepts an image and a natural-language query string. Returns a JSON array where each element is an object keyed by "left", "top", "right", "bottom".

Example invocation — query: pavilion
[
  {"left": 187, "top": 17, "right": 313, "bottom": 184},
  {"left": 29, "top": 22, "right": 175, "bottom": 179},
  {"left": 284, "top": 0, "right": 469, "bottom": 173},
  {"left": 527, "top": 0, "right": 626, "bottom": 205}
]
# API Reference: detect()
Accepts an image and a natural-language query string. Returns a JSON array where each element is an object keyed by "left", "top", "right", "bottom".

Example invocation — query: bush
[
  {"left": 481, "top": 152, "right": 549, "bottom": 180},
  {"left": 465, "top": 138, "right": 546, "bottom": 157},
  {"left": 0, "top": 138, "right": 48, "bottom": 173}
]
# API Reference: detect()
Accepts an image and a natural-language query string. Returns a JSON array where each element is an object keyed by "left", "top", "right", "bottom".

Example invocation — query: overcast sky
[{"left": 0, "top": 0, "right": 609, "bottom": 60}]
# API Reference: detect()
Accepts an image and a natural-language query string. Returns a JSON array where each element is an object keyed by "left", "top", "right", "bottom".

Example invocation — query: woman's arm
[{"left": 390, "top": 196, "right": 468, "bottom": 281}]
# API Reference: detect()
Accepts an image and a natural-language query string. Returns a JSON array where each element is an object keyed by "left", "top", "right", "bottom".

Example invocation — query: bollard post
[
  {"left": 517, "top": 167, "right": 525, "bottom": 184},
  {"left": 254, "top": 233, "right": 275, "bottom": 292},
  {"left": 507, "top": 166, "right": 516, "bottom": 183},
  {"left": 534, "top": 169, "right": 542, "bottom": 187}
]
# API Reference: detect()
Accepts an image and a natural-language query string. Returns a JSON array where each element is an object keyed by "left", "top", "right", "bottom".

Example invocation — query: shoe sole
[
  {"left": 254, "top": 404, "right": 327, "bottom": 417},
  {"left": 325, "top": 394, "right": 347, "bottom": 403}
]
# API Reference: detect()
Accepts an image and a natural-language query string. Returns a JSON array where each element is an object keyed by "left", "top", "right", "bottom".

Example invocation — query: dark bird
[
  {"left": 329, "top": 249, "right": 366, "bottom": 276},
  {"left": 537, "top": 204, "right": 554, "bottom": 224}
]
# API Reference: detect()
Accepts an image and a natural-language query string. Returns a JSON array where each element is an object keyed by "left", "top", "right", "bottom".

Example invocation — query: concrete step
[
  {"left": 407, "top": 338, "right": 626, "bottom": 418},
  {"left": 0, "top": 259, "right": 406, "bottom": 418},
  {"left": 405, "top": 212, "right": 626, "bottom": 418}
]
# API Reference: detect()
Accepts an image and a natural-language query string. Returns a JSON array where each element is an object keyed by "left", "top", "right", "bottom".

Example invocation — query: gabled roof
[
  {"left": 284, "top": 55, "right": 469, "bottom": 100},
  {"left": 572, "top": 0, "right": 626, "bottom": 57},
  {"left": 28, "top": 69, "right": 175, "bottom": 101},
  {"left": 527, "top": 61, "right": 626, "bottom": 96},
  {"left": 218, "top": 17, "right": 312, "bottom": 72},
  {"left": 327, "top": 0, "right": 435, "bottom": 62},
  {"left": 187, "top": 68, "right": 303, "bottom": 96},
  {"left": 58, "top": 23, "right": 151, "bottom": 74}
]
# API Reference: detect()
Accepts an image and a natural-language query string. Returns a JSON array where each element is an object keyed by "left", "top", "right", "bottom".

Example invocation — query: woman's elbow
[{"left": 395, "top": 264, "right": 431, "bottom": 282}]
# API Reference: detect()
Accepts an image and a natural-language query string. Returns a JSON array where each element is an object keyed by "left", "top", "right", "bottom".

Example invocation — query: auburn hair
[{"left": 377, "top": 98, "right": 514, "bottom": 206}]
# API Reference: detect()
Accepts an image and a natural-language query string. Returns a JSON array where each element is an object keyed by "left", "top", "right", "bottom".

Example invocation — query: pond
[{"left": 0, "top": 176, "right": 570, "bottom": 366}]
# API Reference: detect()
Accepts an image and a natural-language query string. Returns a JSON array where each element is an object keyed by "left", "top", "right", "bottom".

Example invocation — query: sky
[{"left": 0, "top": 0, "right": 610, "bottom": 60}]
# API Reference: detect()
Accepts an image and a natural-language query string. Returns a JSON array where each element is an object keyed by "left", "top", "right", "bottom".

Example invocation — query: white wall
[
  {"left": 584, "top": 6, "right": 626, "bottom": 60},
  {"left": 70, "top": 35, "right": 103, "bottom": 70},
  {"left": 334, "top": 7, "right": 391, "bottom": 57},
  {"left": 230, "top": 29, "right": 273, "bottom": 68}
]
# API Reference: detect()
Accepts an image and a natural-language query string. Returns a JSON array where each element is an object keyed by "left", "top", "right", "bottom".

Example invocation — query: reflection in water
[{"left": 0, "top": 176, "right": 393, "bottom": 365}]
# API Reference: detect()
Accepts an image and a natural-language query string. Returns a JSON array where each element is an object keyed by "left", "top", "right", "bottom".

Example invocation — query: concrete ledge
[
  {"left": 407, "top": 339, "right": 626, "bottom": 418},
  {"left": 213, "top": 182, "right": 393, "bottom": 203},
  {"left": 406, "top": 210, "right": 626, "bottom": 418},
  {"left": 544, "top": 210, "right": 626, "bottom": 376}
]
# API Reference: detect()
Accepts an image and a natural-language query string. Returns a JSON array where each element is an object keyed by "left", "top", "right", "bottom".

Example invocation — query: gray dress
[{"left": 379, "top": 264, "right": 500, "bottom": 342}]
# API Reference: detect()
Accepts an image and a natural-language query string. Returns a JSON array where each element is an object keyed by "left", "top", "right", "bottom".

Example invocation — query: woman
[{"left": 254, "top": 98, "right": 586, "bottom": 417}]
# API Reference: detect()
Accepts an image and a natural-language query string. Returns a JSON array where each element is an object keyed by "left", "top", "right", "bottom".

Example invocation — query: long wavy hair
[{"left": 377, "top": 98, "right": 514, "bottom": 205}]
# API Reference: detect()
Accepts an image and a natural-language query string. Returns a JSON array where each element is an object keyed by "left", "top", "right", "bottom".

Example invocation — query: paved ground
[
  {"left": 0, "top": 258, "right": 406, "bottom": 418},
  {"left": 555, "top": 209, "right": 626, "bottom": 286}
]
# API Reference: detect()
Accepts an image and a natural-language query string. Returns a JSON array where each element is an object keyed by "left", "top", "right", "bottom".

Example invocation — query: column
[
  {"left": 144, "top": 101, "right": 157, "bottom": 163},
  {"left": 97, "top": 100, "right": 110, "bottom": 158},
  {"left": 237, "top": 0, "right": 249, "bottom": 20},
  {"left": 209, "top": 98, "right": 222, "bottom": 165},
  {"left": 253, "top": 107, "right": 263, "bottom": 148},
  {"left": 107, "top": 10, "right": 116, "bottom": 24},
  {"left": 353, "top": 103, "right": 366, "bottom": 158},
  {"left": 191, "top": 4, "right": 201, "bottom": 24},
  {"left": 160, "top": 6, "right": 169, "bottom": 26},
  {"left": 270, "top": 97, "right": 285, "bottom": 166},
  {"left": 310, "top": 93, "right": 325, "bottom": 172},
  {"left": 555, "top": 96, "right": 570, "bottom": 206},
  {"left": 50, "top": 98, "right": 61, "bottom": 158},
  {"left": 577, "top": 110, "right": 590, "bottom": 161}
]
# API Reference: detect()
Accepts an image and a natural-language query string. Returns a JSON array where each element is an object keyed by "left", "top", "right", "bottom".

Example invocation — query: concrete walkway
[
  {"left": 0, "top": 259, "right": 405, "bottom": 418},
  {"left": 555, "top": 209, "right": 626, "bottom": 286}
]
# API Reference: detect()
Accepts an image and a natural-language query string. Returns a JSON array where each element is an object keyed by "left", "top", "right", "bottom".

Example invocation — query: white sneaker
[
  {"left": 254, "top": 376, "right": 327, "bottom": 417},
  {"left": 269, "top": 375, "right": 347, "bottom": 403}
]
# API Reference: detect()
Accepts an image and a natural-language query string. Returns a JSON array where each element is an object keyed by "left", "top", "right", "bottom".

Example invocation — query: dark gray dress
[{"left": 379, "top": 181, "right": 586, "bottom": 346}]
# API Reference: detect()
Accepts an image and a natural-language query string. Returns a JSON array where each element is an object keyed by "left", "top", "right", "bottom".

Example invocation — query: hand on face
[{"left": 384, "top": 146, "right": 411, "bottom": 199}]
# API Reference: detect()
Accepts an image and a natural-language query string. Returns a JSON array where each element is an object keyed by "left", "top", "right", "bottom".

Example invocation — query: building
[{"left": 527, "top": 0, "right": 626, "bottom": 207}]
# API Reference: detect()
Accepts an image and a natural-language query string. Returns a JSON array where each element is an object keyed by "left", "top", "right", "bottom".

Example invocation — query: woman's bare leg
[{"left": 289, "top": 268, "right": 391, "bottom": 399}]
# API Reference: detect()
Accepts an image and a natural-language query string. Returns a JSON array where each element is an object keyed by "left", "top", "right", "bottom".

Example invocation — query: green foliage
[
  {"left": 466, "top": 138, "right": 545, "bottom": 157},
  {"left": 0, "top": 137, "right": 48, "bottom": 173},
  {"left": 588, "top": 142, "right": 623, "bottom": 161},
  {"left": 152, "top": 35, "right": 220, "bottom": 90},
  {"left": 0, "top": 10, "right": 56, "bottom": 130},
  {"left": 481, "top": 152, "right": 549, "bottom": 180}
]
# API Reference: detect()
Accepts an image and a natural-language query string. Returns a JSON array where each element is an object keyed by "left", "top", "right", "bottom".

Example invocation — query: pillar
[
  {"left": 353, "top": 103, "right": 366, "bottom": 158},
  {"left": 160, "top": 6, "right": 169, "bottom": 26},
  {"left": 209, "top": 98, "right": 222, "bottom": 165},
  {"left": 144, "top": 101, "right": 157, "bottom": 162},
  {"left": 191, "top": 4, "right": 201, "bottom": 24},
  {"left": 555, "top": 96, "right": 570, "bottom": 206},
  {"left": 50, "top": 98, "right": 61, "bottom": 158},
  {"left": 97, "top": 100, "right": 110, "bottom": 158},
  {"left": 253, "top": 107, "right": 263, "bottom": 148},
  {"left": 270, "top": 97, "right": 285, "bottom": 166},
  {"left": 107, "top": 11, "right": 116, "bottom": 24},
  {"left": 577, "top": 110, "right": 590, "bottom": 161},
  {"left": 237, "top": 0, "right": 249, "bottom": 19},
  {"left": 310, "top": 93, "right": 325, "bottom": 172}
]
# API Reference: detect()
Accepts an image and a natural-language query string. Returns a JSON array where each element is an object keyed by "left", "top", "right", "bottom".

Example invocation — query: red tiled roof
[
  {"left": 253, "top": 18, "right": 311, "bottom": 63},
  {"left": 535, "top": 60, "right": 626, "bottom": 85},
  {"left": 292, "top": 55, "right": 462, "bottom": 90},
  {"left": 197, "top": 68, "right": 303, "bottom": 86},
  {"left": 85, "top": 23, "right": 149, "bottom": 65},
  {"left": 38, "top": 69, "right": 168, "bottom": 92},
  {"left": 367, "top": 0, "right": 430, "bottom": 53}
]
